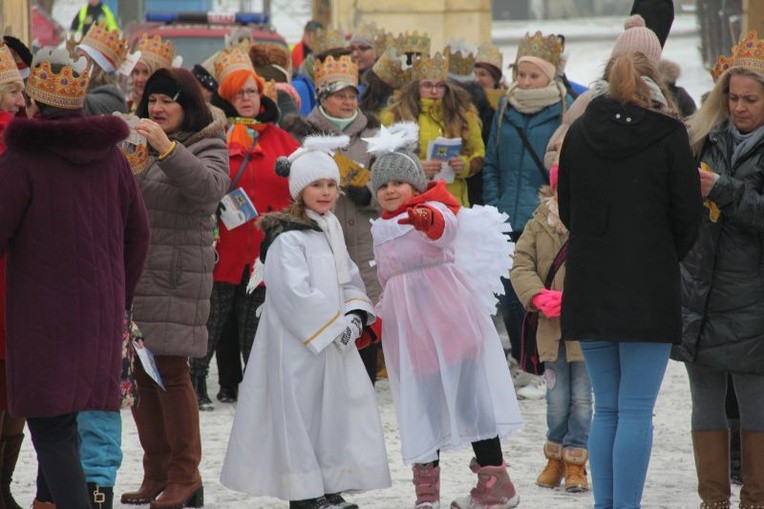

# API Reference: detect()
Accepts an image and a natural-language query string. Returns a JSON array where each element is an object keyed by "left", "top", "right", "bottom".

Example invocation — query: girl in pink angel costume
[{"left": 367, "top": 122, "right": 523, "bottom": 509}]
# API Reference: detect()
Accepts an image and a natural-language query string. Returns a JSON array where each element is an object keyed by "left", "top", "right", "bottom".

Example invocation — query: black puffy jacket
[{"left": 674, "top": 122, "right": 764, "bottom": 374}]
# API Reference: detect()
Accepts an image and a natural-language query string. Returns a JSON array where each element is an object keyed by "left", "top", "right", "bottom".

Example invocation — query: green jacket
[{"left": 71, "top": 3, "right": 118, "bottom": 34}]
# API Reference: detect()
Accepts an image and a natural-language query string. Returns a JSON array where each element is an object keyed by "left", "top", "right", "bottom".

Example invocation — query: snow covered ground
[{"left": 20, "top": 4, "right": 719, "bottom": 508}]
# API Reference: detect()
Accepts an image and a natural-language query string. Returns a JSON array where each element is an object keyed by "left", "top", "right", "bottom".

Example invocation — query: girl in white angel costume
[
  {"left": 367, "top": 123, "right": 523, "bottom": 509},
  {"left": 220, "top": 135, "right": 391, "bottom": 509}
]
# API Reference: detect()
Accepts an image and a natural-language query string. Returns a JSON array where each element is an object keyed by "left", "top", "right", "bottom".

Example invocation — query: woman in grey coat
[
  {"left": 122, "top": 68, "right": 230, "bottom": 508},
  {"left": 677, "top": 34, "right": 764, "bottom": 508}
]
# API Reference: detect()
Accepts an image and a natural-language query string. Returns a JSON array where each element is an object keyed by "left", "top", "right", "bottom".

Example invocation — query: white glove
[{"left": 333, "top": 313, "right": 364, "bottom": 350}]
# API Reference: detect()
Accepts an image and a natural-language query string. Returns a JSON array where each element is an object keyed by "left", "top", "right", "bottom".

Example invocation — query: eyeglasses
[
  {"left": 234, "top": 88, "right": 259, "bottom": 99},
  {"left": 349, "top": 44, "right": 373, "bottom": 53},
  {"left": 419, "top": 82, "right": 447, "bottom": 91}
]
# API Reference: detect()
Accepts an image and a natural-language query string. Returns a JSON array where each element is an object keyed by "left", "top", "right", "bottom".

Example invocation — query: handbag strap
[
  {"left": 229, "top": 132, "right": 260, "bottom": 192},
  {"left": 512, "top": 124, "right": 550, "bottom": 184},
  {"left": 543, "top": 240, "right": 569, "bottom": 289}
]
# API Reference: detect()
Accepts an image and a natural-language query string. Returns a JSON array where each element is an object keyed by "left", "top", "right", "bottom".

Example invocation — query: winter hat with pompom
[
  {"left": 610, "top": 15, "right": 662, "bottom": 69},
  {"left": 275, "top": 134, "right": 349, "bottom": 199},
  {"left": 366, "top": 122, "right": 428, "bottom": 193}
]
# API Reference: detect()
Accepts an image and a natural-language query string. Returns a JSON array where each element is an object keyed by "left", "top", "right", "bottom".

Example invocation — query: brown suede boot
[
  {"left": 121, "top": 363, "right": 171, "bottom": 504},
  {"left": 740, "top": 430, "right": 764, "bottom": 509},
  {"left": 149, "top": 357, "right": 203, "bottom": 509},
  {"left": 563, "top": 447, "right": 589, "bottom": 493},
  {"left": 536, "top": 441, "right": 564, "bottom": 489},
  {"left": 692, "top": 430, "right": 731, "bottom": 509},
  {"left": 31, "top": 501, "right": 55, "bottom": 509}
]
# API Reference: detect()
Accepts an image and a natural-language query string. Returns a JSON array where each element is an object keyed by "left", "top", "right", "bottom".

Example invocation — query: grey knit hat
[{"left": 371, "top": 149, "right": 428, "bottom": 193}]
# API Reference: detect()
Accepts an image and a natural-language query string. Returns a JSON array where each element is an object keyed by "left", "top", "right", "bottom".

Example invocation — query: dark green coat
[{"left": 674, "top": 122, "right": 764, "bottom": 374}]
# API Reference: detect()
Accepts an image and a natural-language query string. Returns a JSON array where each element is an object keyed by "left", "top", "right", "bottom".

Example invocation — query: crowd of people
[{"left": 0, "top": 0, "right": 763, "bottom": 507}]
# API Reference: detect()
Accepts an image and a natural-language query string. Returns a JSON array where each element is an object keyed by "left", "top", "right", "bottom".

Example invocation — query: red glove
[
  {"left": 398, "top": 205, "right": 445, "bottom": 240},
  {"left": 531, "top": 289, "right": 563, "bottom": 318}
]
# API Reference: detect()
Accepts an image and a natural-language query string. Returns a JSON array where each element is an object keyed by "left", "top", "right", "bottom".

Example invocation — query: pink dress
[{"left": 372, "top": 201, "right": 522, "bottom": 464}]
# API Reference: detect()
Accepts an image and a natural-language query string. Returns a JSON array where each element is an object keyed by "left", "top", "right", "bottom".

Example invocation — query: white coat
[{"left": 220, "top": 222, "right": 391, "bottom": 500}]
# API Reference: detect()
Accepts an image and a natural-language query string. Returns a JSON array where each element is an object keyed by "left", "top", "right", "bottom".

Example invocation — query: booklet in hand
[
  {"left": 427, "top": 137, "right": 462, "bottom": 161},
  {"left": 219, "top": 188, "right": 258, "bottom": 230},
  {"left": 133, "top": 340, "right": 165, "bottom": 390}
]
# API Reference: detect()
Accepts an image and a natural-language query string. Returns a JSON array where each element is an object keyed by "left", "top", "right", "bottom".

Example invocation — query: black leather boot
[{"left": 88, "top": 483, "right": 114, "bottom": 509}]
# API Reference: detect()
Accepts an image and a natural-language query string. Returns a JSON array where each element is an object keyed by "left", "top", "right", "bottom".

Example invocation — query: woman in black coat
[
  {"left": 676, "top": 32, "right": 764, "bottom": 508},
  {"left": 557, "top": 50, "right": 701, "bottom": 508}
]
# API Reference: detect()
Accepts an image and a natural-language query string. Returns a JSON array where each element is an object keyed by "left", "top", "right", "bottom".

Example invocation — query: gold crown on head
[
  {"left": 396, "top": 31, "right": 430, "bottom": 56},
  {"left": 135, "top": 34, "right": 176, "bottom": 70},
  {"left": 515, "top": 31, "right": 564, "bottom": 71},
  {"left": 214, "top": 47, "right": 255, "bottom": 83},
  {"left": 0, "top": 43, "right": 22, "bottom": 85},
  {"left": 711, "top": 30, "right": 764, "bottom": 82},
  {"left": 476, "top": 42, "right": 503, "bottom": 71},
  {"left": 414, "top": 52, "right": 449, "bottom": 81},
  {"left": 445, "top": 38, "right": 477, "bottom": 78},
  {"left": 352, "top": 22, "right": 390, "bottom": 55},
  {"left": 314, "top": 55, "right": 358, "bottom": 90},
  {"left": 27, "top": 48, "right": 89, "bottom": 110},
  {"left": 372, "top": 47, "right": 412, "bottom": 89},
  {"left": 79, "top": 22, "right": 129, "bottom": 71},
  {"left": 312, "top": 26, "right": 348, "bottom": 56}
]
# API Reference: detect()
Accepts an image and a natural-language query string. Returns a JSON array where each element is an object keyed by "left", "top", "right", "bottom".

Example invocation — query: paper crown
[
  {"left": 396, "top": 31, "right": 431, "bottom": 56},
  {"left": 312, "top": 26, "right": 348, "bottom": 56},
  {"left": 0, "top": 43, "right": 22, "bottom": 85},
  {"left": 445, "top": 38, "right": 477, "bottom": 79},
  {"left": 214, "top": 46, "right": 255, "bottom": 83},
  {"left": 352, "top": 22, "right": 390, "bottom": 55},
  {"left": 27, "top": 48, "right": 89, "bottom": 110},
  {"left": 476, "top": 42, "right": 503, "bottom": 71},
  {"left": 711, "top": 30, "right": 764, "bottom": 82},
  {"left": 314, "top": 55, "right": 358, "bottom": 91},
  {"left": 135, "top": 34, "right": 177, "bottom": 70},
  {"left": 78, "top": 22, "right": 129, "bottom": 73},
  {"left": 414, "top": 52, "right": 449, "bottom": 81},
  {"left": 515, "top": 31, "right": 564, "bottom": 71},
  {"left": 372, "top": 47, "right": 412, "bottom": 89}
]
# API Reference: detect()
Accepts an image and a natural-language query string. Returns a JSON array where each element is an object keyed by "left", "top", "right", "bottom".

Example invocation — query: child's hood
[{"left": 257, "top": 212, "right": 321, "bottom": 262}]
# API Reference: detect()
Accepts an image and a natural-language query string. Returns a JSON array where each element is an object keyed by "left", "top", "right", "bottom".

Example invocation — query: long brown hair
[
  {"left": 386, "top": 79, "right": 475, "bottom": 140},
  {"left": 604, "top": 51, "right": 677, "bottom": 115}
]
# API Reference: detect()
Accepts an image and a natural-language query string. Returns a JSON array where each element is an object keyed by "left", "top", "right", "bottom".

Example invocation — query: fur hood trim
[
  {"left": 658, "top": 59, "right": 681, "bottom": 84},
  {"left": 4, "top": 113, "right": 129, "bottom": 165},
  {"left": 282, "top": 108, "right": 380, "bottom": 142},
  {"left": 536, "top": 185, "right": 567, "bottom": 236},
  {"left": 256, "top": 211, "right": 321, "bottom": 262}
]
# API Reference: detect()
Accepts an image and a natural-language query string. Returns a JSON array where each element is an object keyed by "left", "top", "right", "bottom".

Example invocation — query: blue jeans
[
  {"left": 78, "top": 410, "right": 122, "bottom": 486},
  {"left": 581, "top": 340, "right": 671, "bottom": 509},
  {"left": 545, "top": 341, "right": 592, "bottom": 448}
]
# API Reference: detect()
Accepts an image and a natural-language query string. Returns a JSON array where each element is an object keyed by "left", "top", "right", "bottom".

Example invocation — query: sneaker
[
  {"left": 516, "top": 375, "right": 546, "bottom": 400},
  {"left": 216, "top": 385, "right": 238, "bottom": 403},
  {"left": 289, "top": 497, "right": 332, "bottom": 509},
  {"left": 325, "top": 493, "right": 359, "bottom": 509}
]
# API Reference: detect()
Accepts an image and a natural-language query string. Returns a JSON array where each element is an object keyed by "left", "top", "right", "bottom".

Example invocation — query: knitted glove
[
  {"left": 345, "top": 185, "right": 372, "bottom": 207},
  {"left": 531, "top": 289, "right": 563, "bottom": 319},
  {"left": 334, "top": 312, "right": 364, "bottom": 350},
  {"left": 398, "top": 205, "right": 445, "bottom": 240}
]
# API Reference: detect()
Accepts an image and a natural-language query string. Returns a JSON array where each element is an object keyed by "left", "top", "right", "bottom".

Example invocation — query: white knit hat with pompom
[{"left": 275, "top": 134, "right": 349, "bottom": 199}]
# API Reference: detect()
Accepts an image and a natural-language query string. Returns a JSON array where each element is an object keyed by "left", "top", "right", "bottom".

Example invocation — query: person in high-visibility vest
[{"left": 70, "top": 0, "right": 118, "bottom": 35}]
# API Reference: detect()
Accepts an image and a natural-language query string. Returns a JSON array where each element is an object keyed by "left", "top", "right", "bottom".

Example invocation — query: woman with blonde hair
[
  {"left": 675, "top": 31, "right": 764, "bottom": 509},
  {"left": 557, "top": 49, "right": 701, "bottom": 508},
  {"left": 380, "top": 53, "right": 484, "bottom": 207}
]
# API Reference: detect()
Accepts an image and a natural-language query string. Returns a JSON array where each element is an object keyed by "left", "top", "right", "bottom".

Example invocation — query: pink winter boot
[
  {"left": 450, "top": 458, "right": 520, "bottom": 509},
  {"left": 413, "top": 462, "right": 441, "bottom": 509}
]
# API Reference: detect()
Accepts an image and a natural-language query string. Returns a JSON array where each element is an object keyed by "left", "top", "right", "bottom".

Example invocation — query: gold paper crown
[
  {"left": 396, "top": 31, "right": 430, "bottom": 56},
  {"left": 352, "top": 22, "right": 390, "bottom": 56},
  {"left": 476, "top": 42, "right": 503, "bottom": 71},
  {"left": 27, "top": 49, "right": 89, "bottom": 110},
  {"left": 135, "top": 34, "right": 176, "bottom": 70},
  {"left": 372, "top": 47, "right": 412, "bottom": 89},
  {"left": 79, "top": 22, "right": 129, "bottom": 70},
  {"left": 445, "top": 39, "right": 477, "bottom": 78},
  {"left": 0, "top": 43, "right": 22, "bottom": 85},
  {"left": 312, "top": 26, "right": 348, "bottom": 56},
  {"left": 515, "top": 31, "right": 564, "bottom": 71},
  {"left": 710, "top": 30, "right": 764, "bottom": 82},
  {"left": 414, "top": 52, "right": 449, "bottom": 81},
  {"left": 214, "top": 47, "right": 255, "bottom": 83},
  {"left": 122, "top": 142, "right": 150, "bottom": 175},
  {"left": 314, "top": 55, "right": 358, "bottom": 90}
]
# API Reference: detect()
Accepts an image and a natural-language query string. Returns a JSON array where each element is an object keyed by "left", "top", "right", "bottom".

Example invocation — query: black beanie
[
  {"left": 144, "top": 71, "right": 180, "bottom": 101},
  {"left": 192, "top": 64, "right": 217, "bottom": 92}
]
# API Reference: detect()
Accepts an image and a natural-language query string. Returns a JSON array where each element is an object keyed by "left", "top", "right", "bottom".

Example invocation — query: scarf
[
  {"left": 729, "top": 122, "right": 764, "bottom": 169},
  {"left": 306, "top": 209, "right": 351, "bottom": 285},
  {"left": 319, "top": 106, "right": 357, "bottom": 132},
  {"left": 590, "top": 77, "right": 670, "bottom": 111},
  {"left": 507, "top": 81, "right": 565, "bottom": 114}
]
